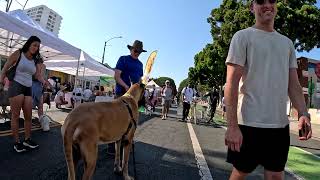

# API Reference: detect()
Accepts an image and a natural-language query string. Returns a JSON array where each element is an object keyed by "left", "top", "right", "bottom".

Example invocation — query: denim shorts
[{"left": 32, "top": 81, "right": 43, "bottom": 107}]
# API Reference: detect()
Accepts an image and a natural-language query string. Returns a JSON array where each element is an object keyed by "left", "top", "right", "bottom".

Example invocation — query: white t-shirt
[
  {"left": 182, "top": 87, "right": 195, "bottom": 104},
  {"left": 162, "top": 86, "right": 173, "bottom": 101},
  {"left": 226, "top": 27, "right": 297, "bottom": 128},
  {"left": 54, "top": 90, "right": 65, "bottom": 104},
  {"left": 83, "top": 89, "right": 92, "bottom": 100}
]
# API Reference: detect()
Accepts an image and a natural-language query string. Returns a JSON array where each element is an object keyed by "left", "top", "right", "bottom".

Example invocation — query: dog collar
[
  {"left": 123, "top": 93, "right": 134, "bottom": 99},
  {"left": 120, "top": 99, "right": 138, "bottom": 146}
]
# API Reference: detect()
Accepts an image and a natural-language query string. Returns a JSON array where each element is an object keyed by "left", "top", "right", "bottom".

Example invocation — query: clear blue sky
[{"left": 3, "top": 0, "right": 320, "bottom": 85}]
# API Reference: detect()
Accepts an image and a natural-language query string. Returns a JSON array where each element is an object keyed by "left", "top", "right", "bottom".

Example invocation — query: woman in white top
[{"left": 0, "top": 36, "right": 48, "bottom": 153}]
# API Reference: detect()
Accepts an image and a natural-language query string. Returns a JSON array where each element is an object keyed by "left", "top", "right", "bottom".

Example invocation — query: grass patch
[
  {"left": 195, "top": 105, "right": 227, "bottom": 126},
  {"left": 214, "top": 115, "right": 227, "bottom": 126},
  {"left": 287, "top": 147, "right": 320, "bottom": 180}
]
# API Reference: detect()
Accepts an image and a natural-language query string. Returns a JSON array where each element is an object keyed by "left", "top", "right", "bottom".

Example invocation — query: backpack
[{"left": 6, "top": 50, "right": 22, "bottom": 81}]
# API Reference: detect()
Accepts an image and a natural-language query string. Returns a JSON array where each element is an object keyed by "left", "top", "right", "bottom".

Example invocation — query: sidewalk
[
  {"left": 33, "top": 102, "right": 69, "bottom": 124},
  {"left": 186, "top": 104, "right": 320, "bottom": 141}
]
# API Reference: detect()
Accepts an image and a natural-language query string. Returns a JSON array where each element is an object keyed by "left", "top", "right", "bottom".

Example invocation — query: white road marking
[
  {"left": 187, "top": 122, "right": 213, "bottom": 180},
  {"left": 285, "top": 167, "right": 305, "bottom": 180},
  {"left": 292, "top": 146, "right": 320, "bottom": 159}
]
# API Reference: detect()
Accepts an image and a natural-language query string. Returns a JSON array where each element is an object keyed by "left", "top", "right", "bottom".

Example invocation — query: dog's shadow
[
  {"left": 74, "top": 145, "right": 128, "bottom": 180},
  {"left": 138, "top": 113, "right": 157, "bottom": 126}
]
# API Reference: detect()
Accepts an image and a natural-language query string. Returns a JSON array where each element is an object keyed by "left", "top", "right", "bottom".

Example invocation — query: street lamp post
[{"left": 102, "top": 36, "right": 122, "bottom": 64}]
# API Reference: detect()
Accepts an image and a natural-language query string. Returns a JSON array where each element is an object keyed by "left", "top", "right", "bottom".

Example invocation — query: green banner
[{"left": 99, "top": 76, "right": 115, "bottom": 86}]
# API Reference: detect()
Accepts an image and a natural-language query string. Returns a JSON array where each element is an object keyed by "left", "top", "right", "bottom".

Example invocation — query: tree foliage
[
  {"left": 188, "top": 0, "right": 320, "bottom": 90},
  {"left": 153, "top": 77, "right": 177, "bottom": 95},
  {"left": 178, "top": 78, "right": 189, "bottom": 92}
]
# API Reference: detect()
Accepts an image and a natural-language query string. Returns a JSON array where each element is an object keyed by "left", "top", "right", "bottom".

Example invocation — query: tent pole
[
  {"left": 75, "top": 57, "right": 80, "bottom": 87},
  {"left": 82, "top": 66, "right": 86, "bottom": 89}
]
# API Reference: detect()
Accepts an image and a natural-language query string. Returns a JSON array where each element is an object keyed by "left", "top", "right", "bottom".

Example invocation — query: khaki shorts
[{"left": 162, "top": 100, "right": 171, "bottom": 108}]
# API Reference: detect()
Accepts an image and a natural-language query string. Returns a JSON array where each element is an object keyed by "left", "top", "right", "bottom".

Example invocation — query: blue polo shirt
[{"left": 115, "top": 55, "right": 143, "bottom": 95}]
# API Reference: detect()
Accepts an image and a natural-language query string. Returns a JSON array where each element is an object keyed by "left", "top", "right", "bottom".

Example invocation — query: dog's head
[{"left": 126, "top": 83, "right": 146, "bottom": 107}]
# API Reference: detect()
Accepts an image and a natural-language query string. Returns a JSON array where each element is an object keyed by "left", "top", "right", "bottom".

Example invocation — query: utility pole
[
  {"left": 5, "top": 0, "right": 13, "bottom": 12},
  {"left": 22, "top": 0, "right": 29, "bottom": 10},
  {"left": 101, "top": 36, "right": 122, "bottom": 64}
]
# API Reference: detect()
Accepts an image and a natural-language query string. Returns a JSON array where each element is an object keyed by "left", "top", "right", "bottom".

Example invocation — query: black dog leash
[{"left": 121, "top": 99, "right": 137, "bottom": 180}]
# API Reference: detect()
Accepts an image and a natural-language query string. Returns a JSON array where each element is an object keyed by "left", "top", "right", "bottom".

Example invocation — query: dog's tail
[{"left": 62, "top": 119, "right": 78, "bottom": 180}]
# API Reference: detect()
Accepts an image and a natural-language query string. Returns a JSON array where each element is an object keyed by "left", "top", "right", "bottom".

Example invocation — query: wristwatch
[{"left": 298, "top": 112, "right": 311, "bottom": 121}]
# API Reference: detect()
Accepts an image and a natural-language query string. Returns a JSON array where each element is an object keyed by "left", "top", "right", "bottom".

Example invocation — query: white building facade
[{"left": 25, "top": 5, "right": 62, "bottom": 36}]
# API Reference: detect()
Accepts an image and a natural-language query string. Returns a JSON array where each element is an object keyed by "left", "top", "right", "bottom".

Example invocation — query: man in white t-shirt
[
  {"left": 181, "top": 84, "right": 195, "bottom": 121},
  {"left": 54, "top": 85, "right": 68, "bottom": 109},
  {"left": 225, "top": 1, "right": 312, "bottom": 179},
  {"left": 71, "top": 86, "right": 83, "bottom": 108},
  {"left": 83, "top": 86, "right": 93, "bottom": 102}
]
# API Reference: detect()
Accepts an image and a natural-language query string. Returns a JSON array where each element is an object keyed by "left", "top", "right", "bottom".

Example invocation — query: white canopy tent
[
  {"left": 44, "top": 51, "right": 115, "bottom": 77},
  {"left": 0, "top": 10, "right": 81, "bottom": 60},
  {"left": 146, "top": 80, "right": 161, "bottom": 90},
  {"left": 0, "top": 10, "right": 114, "bottom": 83}
]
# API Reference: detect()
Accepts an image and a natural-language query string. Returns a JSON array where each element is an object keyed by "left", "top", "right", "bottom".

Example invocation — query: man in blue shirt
[
  {"left": 114, "top": 40, "right": 146, "bottom": 97},
  {"left": 107, "top": 40, "right": 146, "bottom": 155}
]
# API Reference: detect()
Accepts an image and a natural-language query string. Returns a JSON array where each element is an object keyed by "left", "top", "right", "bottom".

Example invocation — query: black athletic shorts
[
  {"left": 226, "top": 124, "right": 290, "bottom": 173},
  {"left": 8, "top": 81, "right": 32, "bottom": 98}
]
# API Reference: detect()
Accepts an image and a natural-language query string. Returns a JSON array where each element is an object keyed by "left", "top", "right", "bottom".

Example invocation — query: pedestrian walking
[
  {"left": 161, "top": 80, "right": 173, "bottom": 120},
  {"left": 221, "top": 96, "right": 226, "bottom": 119},
  {"left": 224, "top": 1, "right": 312, "bottom": 179},
  {"left": 204, "top": 88, "right": 219, "bottom": 123},
  {"left": 181, "top": 84, "right": 195, "bottom": 121}
]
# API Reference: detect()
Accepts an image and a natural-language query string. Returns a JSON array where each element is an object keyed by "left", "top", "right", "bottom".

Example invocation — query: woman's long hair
[{"left": 21, "top": 36, "right": 42, "bottom": 63}]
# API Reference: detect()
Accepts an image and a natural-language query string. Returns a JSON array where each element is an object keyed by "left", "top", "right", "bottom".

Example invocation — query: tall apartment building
[{"left": 24, "top": 5, "right": 62, "bottom": 36}]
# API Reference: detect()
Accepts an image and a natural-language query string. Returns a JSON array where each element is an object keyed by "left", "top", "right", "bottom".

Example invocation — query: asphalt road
[{"left": 0, "top": 105, "right": 317, "bottom": 180}]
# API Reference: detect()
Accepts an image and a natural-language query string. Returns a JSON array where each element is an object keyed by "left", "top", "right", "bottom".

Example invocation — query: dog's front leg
[
  {"left": 114, "top": 140, "right": 122, "bottom": 175},
  {"left": 122, "top": 128, "right": 137, "bottom": 180},
  {"left": 122, "top": 141, "right": 134, "bottom": 180}
]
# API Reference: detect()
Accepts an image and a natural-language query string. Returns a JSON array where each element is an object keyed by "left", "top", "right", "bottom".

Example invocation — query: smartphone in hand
[{"left": 299, "top": 123, "right": 309, "bottom": 138}]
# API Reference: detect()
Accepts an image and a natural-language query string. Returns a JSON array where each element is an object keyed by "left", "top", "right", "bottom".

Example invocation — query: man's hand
[
  {"left": 124, "top": 85, "right": 129, "bottom": 92},
  {"left": 298, "top": 116, "right": 312, "bottom": 140},
  {"left": 225, "top": 125, "right": 243, "bottom": 152}
]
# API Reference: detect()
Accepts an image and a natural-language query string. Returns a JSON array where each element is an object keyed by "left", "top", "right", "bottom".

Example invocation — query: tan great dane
[{"left": 61, "top": 83, "right": 145, "bottom": 180}]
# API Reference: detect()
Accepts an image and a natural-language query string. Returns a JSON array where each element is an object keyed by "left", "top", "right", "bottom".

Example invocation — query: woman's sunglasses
[{"left": 254, "top": 0, "right": 276, "bottom": 5}]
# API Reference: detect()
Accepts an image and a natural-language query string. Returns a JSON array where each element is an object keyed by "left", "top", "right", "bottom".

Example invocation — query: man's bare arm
[
  {"left": 0, "top": 50, "right": 20, "bottom": 81},
  {"left": 225, "top": 63, "right": 244, "bottom": 127},
  {"left": 288, "top": 69, "right": 308, "bottom": 115},
  {"left": 114, "top": 69, "right": 129, "bottom": 90}
]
